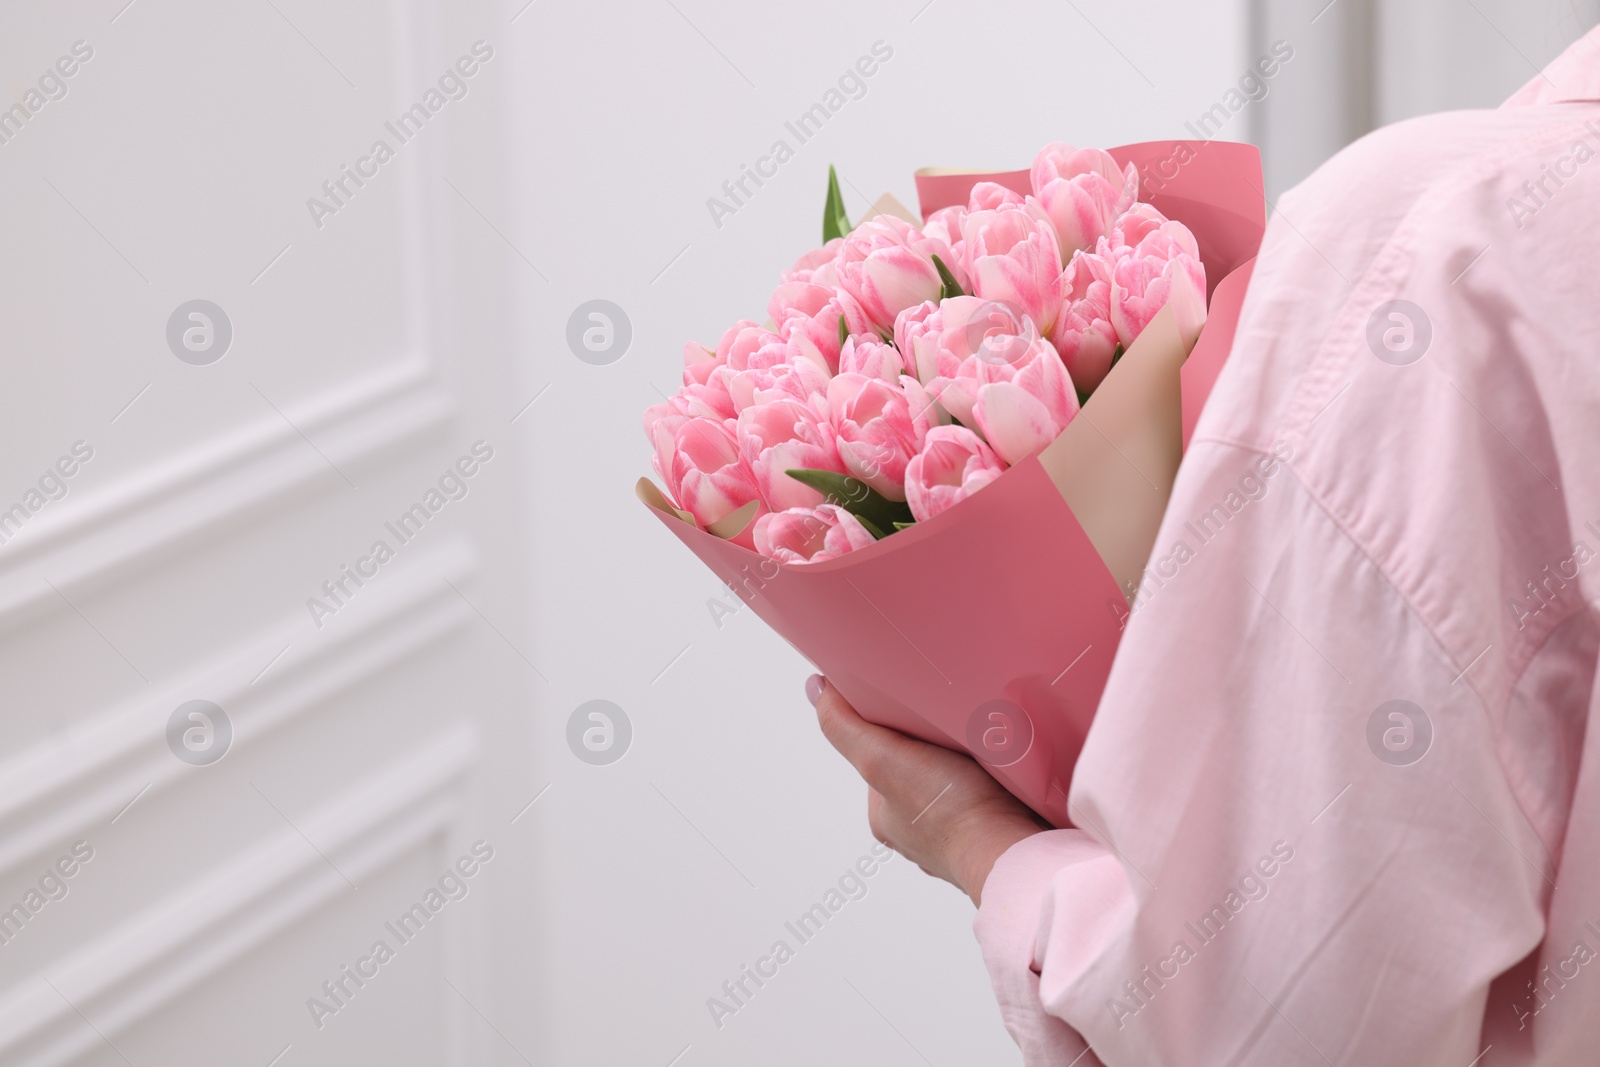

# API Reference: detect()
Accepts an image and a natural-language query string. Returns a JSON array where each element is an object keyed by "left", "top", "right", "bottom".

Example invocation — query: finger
[{"left": 812, "top": 679, "right": 923, "bottom": 786}]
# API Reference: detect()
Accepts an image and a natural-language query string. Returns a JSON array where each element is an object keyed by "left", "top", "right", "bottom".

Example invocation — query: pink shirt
[{"left": 975, "top": 28, "right": 1600, "bottom": 1067}]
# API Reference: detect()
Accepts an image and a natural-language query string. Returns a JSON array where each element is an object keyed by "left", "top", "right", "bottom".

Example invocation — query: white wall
[
  {"left": 1250, "top": 0, "right": 1600, "bottom": 195},
  {"left": 0, "top": 2, "right": 536, "bottom": 1065}
]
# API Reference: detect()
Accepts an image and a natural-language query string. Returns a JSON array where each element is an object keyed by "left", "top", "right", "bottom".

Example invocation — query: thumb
[{"left": 810, "top": 676, "right": 921, "bottom": 786}]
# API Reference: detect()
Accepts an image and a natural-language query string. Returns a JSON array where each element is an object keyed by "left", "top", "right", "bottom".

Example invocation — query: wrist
[{"left": 956, "top": 814, "right": 1044, "bottom": 907}]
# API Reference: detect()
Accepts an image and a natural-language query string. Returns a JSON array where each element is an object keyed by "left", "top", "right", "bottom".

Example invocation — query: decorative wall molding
[
  {"left": 0, "top": 538, "right": 478, "bottom": 879},
  {"left": 0, "top": 4, "right": 512, "bottom": 1064},
  {"left": 0, "top": 357, "right": 455, "bottom": 636},
  {"left": 0, "top": 727, "right": 477, "bottom": 1067}
]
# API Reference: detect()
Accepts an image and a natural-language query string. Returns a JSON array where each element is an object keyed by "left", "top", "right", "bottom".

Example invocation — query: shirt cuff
[{"left": 973, "top": 829, "right": 1123, "bottom": 1067}]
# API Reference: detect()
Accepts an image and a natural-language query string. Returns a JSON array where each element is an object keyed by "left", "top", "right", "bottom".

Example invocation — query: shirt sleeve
[{"left": 974, "top": 831, "right": 1127, "bottom": 1066}]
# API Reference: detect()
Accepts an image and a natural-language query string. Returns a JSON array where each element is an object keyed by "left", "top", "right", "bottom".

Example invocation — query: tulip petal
[{"left": 973, "top": 382, "right": 1058, "bottom": 466}]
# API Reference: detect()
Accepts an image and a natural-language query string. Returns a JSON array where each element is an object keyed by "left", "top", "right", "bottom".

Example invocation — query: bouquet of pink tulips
[{"left": 641, "top": 141, "right": 1264, "bottom": 825}]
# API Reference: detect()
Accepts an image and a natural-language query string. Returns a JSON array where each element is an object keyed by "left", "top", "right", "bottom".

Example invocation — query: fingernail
[{"left": 805, "top": 674, "right": 826, "bottom": 707}]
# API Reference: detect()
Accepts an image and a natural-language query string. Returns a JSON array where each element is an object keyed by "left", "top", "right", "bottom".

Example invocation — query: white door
[{"left": 0, "top": 2, "right": 541, "bottom": 1064}]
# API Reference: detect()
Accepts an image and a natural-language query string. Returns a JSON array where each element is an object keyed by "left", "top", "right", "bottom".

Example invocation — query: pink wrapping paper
[{"left": 643, "top": 141, "right": 1265, "bottom": 826}]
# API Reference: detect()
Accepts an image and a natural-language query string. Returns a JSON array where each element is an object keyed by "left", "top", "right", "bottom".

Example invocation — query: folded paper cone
[
  {"left": 1042, "top": 299, "right": 1188, "bottom": 597},
  {"left": 642, "top": 141, "right": 1265, "bottom": 825},
  {"left": 642, "top": 453, "right": 1125, "bottom": 828}
]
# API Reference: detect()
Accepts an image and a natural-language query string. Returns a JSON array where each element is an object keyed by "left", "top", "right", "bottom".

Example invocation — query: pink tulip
[
  {"left": 968, "top": 181, "right": 1025, "bottom": 211},
  {"left": 922, "top": 308, "right": 1055, "bottom": 425},
  {"left": 1106, "top": 220, "right": 1207, "bottom": 347},
  {"left": 713, "top": 320, "right": 757, "bottom": 360},
  {"left": 753, "top": 504, "right": 876, "bottom": 564},
  {"left": 684, "top": 338, "right": 730, "bottom": 386},
  {"left": 654, "top": 373, "right": 738, "bottom": 422},
  {"left": 905, "top": 425, "right": 1005, "bottom": 522},
  {"left": 782, "top": 238, "right": 844, "bottom": 287},
  {"left": 827, "top": 373, "right": 936, "bottom": 499},
  {"left": 780, "top": 292, "right": 867, "bottom": 375},
  {"left": 836, "top": 335, "right": 905, "bottom": 382},
  {"left": 962, "top": 200, "right": 1063, "bottom": 335},
  {"left": 892, "top": 299, "right": 945, "bottom": 383},
  {"left": 900, "top": 374, "right": 948, "bottom": 435},
  {"left": 768, "top": 281, "right": 836, "bottom": 328},
  {"left": 921, "top": 206, "right": 967, "bottom": 268},
  {"left": 664, "top": 417, "right": 765, "bottom": 547},
  {"left": 718, "top": 357, "right": 831, "bottom": 414},
  {"left": 894, "top": 296, "right": 1032, "bottom": 388},
  {"left": 970, "top": 336, "right": 1081, "bottom": 465},
  {"left": 1102, "top": 202, "right": 1170, "bottom": 254},
  {"left": 1030, "top": 142, "right": 1138, "bottom": 259},
  {"left": 718, "top": 322, "right": 787, "bottom": 371},
  {"left": 1049, "top": 250, "right": 1119, "bottom": 393},
  {"left": 737, "top": 397, "right": 847, "bottom": 511},
  {"left": 642, "top": 402, "right": 687, "bottom": 487},
  {"left": 833, "top": 215, "right": 960, "bottom": 332}
]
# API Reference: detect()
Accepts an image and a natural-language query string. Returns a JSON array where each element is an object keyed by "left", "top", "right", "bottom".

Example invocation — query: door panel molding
[
  {"left": 0, "top": 727, "right": 476, "bottom": 1067},
  {"left": 0, "top": 540, "right": 476, "bottom": 879},
  {"left": 0, "top": 360, "right": 455, "bottom": 636}
]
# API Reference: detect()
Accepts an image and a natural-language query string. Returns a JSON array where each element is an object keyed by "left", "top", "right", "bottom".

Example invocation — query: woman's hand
[{"left": 807, "top": 675, "right": 1049, "bottom": 906}]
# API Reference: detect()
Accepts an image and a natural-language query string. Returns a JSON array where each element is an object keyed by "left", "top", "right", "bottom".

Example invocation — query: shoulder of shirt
[
  {"left": 1191, "top": 100, "right": 1600, "bottom": 456},
  {"left": 1283, "top": 105, "right": 1585, "bottom": 213}
]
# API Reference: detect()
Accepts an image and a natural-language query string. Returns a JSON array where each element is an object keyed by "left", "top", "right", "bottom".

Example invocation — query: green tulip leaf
[
  {"left": 931, "top": 253, "right": 965, "bottom": 300},
  {"left": 784, "top": 468, "right": 914, "bottom": 538},
  {"left": 822, "top": 165, "right": 851, "bottom": 243},
  {"left": 855, "top": 515, "right": 887, "bottom": 540}
]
